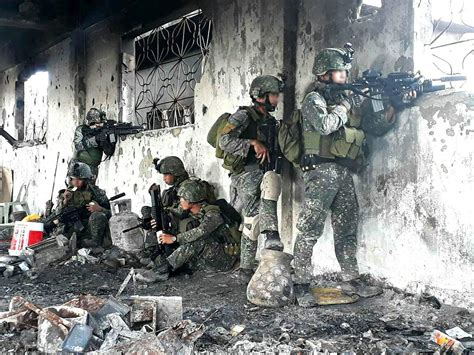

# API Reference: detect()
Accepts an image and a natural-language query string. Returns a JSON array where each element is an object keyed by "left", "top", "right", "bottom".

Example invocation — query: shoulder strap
[
  {"left": 240, "top": 106, "right": 262, "bottom": 122},
  {"left": 202, "top": 204, "right": 221, "bottom": 214}
]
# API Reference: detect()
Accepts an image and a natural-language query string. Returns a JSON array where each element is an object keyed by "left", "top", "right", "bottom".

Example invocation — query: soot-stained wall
[{"left": 0, "top": 0, "right": 472, "bottom": 308}]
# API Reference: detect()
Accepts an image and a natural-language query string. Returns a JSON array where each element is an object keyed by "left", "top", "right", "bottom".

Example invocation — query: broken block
[
  {"left": 61, "top": 323, "right": 93, "bottom": 352},
  {"left": 126, "top": 296, "right": 182, "bottom": 330},
  {"left": 37, "top": 306, "right": 88, "bottom": 353}
]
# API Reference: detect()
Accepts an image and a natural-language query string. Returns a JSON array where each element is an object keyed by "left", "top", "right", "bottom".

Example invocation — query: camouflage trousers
[
  {"left": 75, "top": 211, "right": 111, "bottom": 248},
  {"left": 229, "top": 168, "right": 279, "bottom": 270},
  {"left": 166, "top": 239, "right": 236, "bottom": 272},
  {"left": 294, "top": 163, "right": 359, "bottom": 284}
]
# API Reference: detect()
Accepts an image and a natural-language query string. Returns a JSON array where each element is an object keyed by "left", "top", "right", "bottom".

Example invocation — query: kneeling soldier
[{"left": 151, "top": 179, "right": 237, "bottom": 279}]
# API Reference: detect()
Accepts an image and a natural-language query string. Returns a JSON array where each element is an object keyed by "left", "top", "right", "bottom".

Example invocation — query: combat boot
[
  {"left": 153, "top": 255, "right": 171, "bottom": 281},
  {"left": 263, "top": 231, "right": 284, "bottom": 251},
  {"left": 340, "top": 278, "right": 383, "bottom": 298},
  {"left": 294, "top": 283, "right": 316, "bottom": 308}
]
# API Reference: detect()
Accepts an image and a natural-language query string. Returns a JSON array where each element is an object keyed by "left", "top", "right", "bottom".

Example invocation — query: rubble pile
[
  {"left": 0, "top": 293, "right": 204, "bottom": 353},
  {"left": 0, "top": 225, "right": 472, "bottom": 353}
]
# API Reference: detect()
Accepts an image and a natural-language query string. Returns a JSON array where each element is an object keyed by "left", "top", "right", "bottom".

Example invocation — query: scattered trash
[
  {"left": 419, "top": 292, "right": 441, "bottom": 309},
  {"left": 126, "top": 296, "right": 183, "bottom": 330},
  {"left": 230, "top": 324, "right": 245, "bottom": 337},
  {"left": 431, "top": 329, "right": 466, "bottom": 354},
  {"left": 75, "top": 248, "right": 100, "bottom": 264},
  {"left": 0, "top": 292, "right": 193, "bottom": 353},
  {"left": 445, "top": 326, "right": 472, "bottom": 340},
  {"left": 116, "top": 267, "right": 136, "bottom": 297},
  {"left": 61, "top": 323, "right": 93, "bottom": 352},
  {"left": 311, "top": 287, "right": 359, "bottom": 305}
]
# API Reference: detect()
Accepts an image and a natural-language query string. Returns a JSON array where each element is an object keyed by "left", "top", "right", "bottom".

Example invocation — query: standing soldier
[
  {"left": 294, "top": 46, "right": 415, "bottom": 306},
  {"left": 219, "top": 75, "right": 284, "bottom": 279},
  {"left": 71, "top": 108, "right": 112, "bottom": 183}
]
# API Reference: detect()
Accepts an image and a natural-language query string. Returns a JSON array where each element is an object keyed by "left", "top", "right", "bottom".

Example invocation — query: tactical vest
[
  {"left": 69, "top": 188, "right": 93, "bottom": 208},
  {"left": 302, "top": 92, "right": 366, "bottom": 172},
  {"left": 221, "top": 107, "right": 268, "bottom": 174}
]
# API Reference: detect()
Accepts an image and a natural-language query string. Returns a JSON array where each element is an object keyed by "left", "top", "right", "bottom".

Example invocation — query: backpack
[
  {"left": 207, "top": 113, "right": 232, "bottom": 159},
  {"left": 278, "top": 109, "right": 303, "bottom": 166},
  {"left": 207, "top": 106, "right": 260, "bottom": 160},
  {"left": 213, "top": 199, "right": 242, "bottom": 246}
]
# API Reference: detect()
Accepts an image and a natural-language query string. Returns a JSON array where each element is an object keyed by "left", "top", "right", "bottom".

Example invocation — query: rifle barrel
[{"left": 436, "top": 75, "right": 467, "bottom": 82}]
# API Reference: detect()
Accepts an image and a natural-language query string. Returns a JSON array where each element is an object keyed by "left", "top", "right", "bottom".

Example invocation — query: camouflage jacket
[
  {"left": 176, "top": 204, "right": 231, "bottom": 245},
  {"left": 57, "top": 184, "right": 111, "bottom": 219},
  {"left": 219, "top": 106, "right": 273, "bottom": 158},
  {"left": 73, "top": 125, "right": 104, "bottom": 167},
  {"left": 301, "top": 90, "right": 395, "bottom": 137}
]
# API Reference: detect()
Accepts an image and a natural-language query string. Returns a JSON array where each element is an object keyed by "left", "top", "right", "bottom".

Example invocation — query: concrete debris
[
  {"left": 0, "top": 293, "right": 189, "bottom": 353},
  {"left": 0, "top": 267, "right": 472, "bottom": 353},
  {"left": 61, "top": 323, "right": 93, "bottom": 352},
  {"left": 37, "top": 306, "right": 87, "bottom": 352},
  {"left": 419, "top": 292, "right": 442, "bottom": 309},
  {"left": 445, "top": 326, "right": 473, "bottom": 339}
]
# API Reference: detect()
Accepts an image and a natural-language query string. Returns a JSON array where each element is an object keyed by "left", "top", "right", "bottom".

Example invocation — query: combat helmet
[
  {"left": 177, "top": 180, "right": 207, "bottom": 203},
  {"left": 69, "top": 162, "right": 93, "bottom": 180},
  {"left": 154, "top": 156, "right": 187, "bottom": 177},
  {"left": 85, "top": 108, "right": 105, "bottom": 126},
  {"left": 313, "top": 45, "right": 353, "bottom": 76}
]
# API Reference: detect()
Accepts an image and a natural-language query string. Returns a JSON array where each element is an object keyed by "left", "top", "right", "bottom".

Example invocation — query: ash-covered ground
[{"left": 0, "top": 262, "right": 472, "bottom": 353}]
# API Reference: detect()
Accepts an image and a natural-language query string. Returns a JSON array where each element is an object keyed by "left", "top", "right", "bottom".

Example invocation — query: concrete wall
[
  {"left": 294, "top": 0, "right": 473, "bottom": 308},
  {"left": 91, "top": 0, "right": 285, "bottom": 211},
  {"left": 0, "top": 39, "right": 79, "bottom": 210},
  {"left": 0, "top": 0, "right": 472, "bottom": 308}
]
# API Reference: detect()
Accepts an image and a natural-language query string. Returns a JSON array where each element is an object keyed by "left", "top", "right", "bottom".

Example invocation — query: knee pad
[
  {"left": 90, "top": 211, "right": 107, "bottom": 222},
  {"left": 242, "top": 215, "right": 260, "bottom": 241},
  {"left": 260, "top": 171, "right": 281, "bottom": 202}
]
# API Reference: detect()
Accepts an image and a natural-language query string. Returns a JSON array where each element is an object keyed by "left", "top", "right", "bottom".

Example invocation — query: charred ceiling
[{"left": 0, "top": 0, "right": 190, "bottom": 71}]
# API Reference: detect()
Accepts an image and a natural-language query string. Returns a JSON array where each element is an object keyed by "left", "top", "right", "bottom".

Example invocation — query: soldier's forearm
[
  {"left": 219, "top": 134, "right": 251, "bottom": 157},
  {"left": 317, "top": 108, "right": 348, "bottom": 136}
]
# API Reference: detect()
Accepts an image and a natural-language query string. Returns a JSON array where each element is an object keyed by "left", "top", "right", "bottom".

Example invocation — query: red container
[{"left": 9, "top": 222, "right": 44, "bottom": 256}]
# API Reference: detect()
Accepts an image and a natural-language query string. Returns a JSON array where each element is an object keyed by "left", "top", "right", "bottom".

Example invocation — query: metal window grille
[{"left": 134, "top": 10, "right": 212, "bottom": 130}]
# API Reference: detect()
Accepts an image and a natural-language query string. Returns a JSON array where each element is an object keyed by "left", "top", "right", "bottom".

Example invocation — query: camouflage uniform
[
  {"left": 71, "top": 108, "right": 113, "bottom": 180},
  {"left": 60, "top": 184, "right": 112, "bottom": 248},
  {"left": 166, "top": 203, "right": 236, "bottom": 272},
  {"left": 56, "top": 162, "right": 112, "bottom": 248},
  {"left": 152, "top": 180, "right": 236, "bottom": 273},
  {"left": 294, "top": 48, "right": 397, "bottom": 285},
  {"left": 219, "top": 75, "right": 284, "bottom": 271}
]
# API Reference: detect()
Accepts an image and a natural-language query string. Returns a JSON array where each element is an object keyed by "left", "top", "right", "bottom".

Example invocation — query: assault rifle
[
  {"left": 84, "top": 120, "right": 145, "bottom": 144},
  {"left": 259, "top": 119, "right": 283, "bottom": 174},
  {"left": 43, "top": 192, "right": 125, "bottom": 234},
  {"left": 149, "top": 183, "right": 172, "bottom": 234},
  {"left": 324, "top": 70, "right": 466, "bottom": 108}
]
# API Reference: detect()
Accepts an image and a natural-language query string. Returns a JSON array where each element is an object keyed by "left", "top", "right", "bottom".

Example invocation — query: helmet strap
[{"left": 252, "top": 94, "right": 276, "bottom": 113}]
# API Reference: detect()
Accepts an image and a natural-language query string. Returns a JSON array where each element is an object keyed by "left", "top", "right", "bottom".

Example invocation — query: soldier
[
  {"left": 46, "top": 162, "right": 112, "bottom": 248},
  {"left": 218, "top": 75, "right": 285, "bottom": 279},
  {"left": 148, "top": 179, "right": 237, "bottom": 280},
  {"left": 71, "top": 108, "right": 113, "bottom": 183},
  {"left": 154, "top": 156, "right": 197, "bottom": 209},
  {"left": 294, "top": 47, "right": 415, "bottom": 306}
]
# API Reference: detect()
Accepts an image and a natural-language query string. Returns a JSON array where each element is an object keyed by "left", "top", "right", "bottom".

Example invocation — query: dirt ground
[{"left": 0, "top": 261, "right": 473, "bottom": 353}]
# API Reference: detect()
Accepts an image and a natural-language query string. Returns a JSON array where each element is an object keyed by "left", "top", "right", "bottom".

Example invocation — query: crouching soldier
[
  {"left": 141, "top": 156, "right": 215, "bottom": 246},
  {"left": 150, "top": 179, "right": 237, "bottom": 280},
  {"left": 45, "top": 162, "right": 112, "bottom": 249}
]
